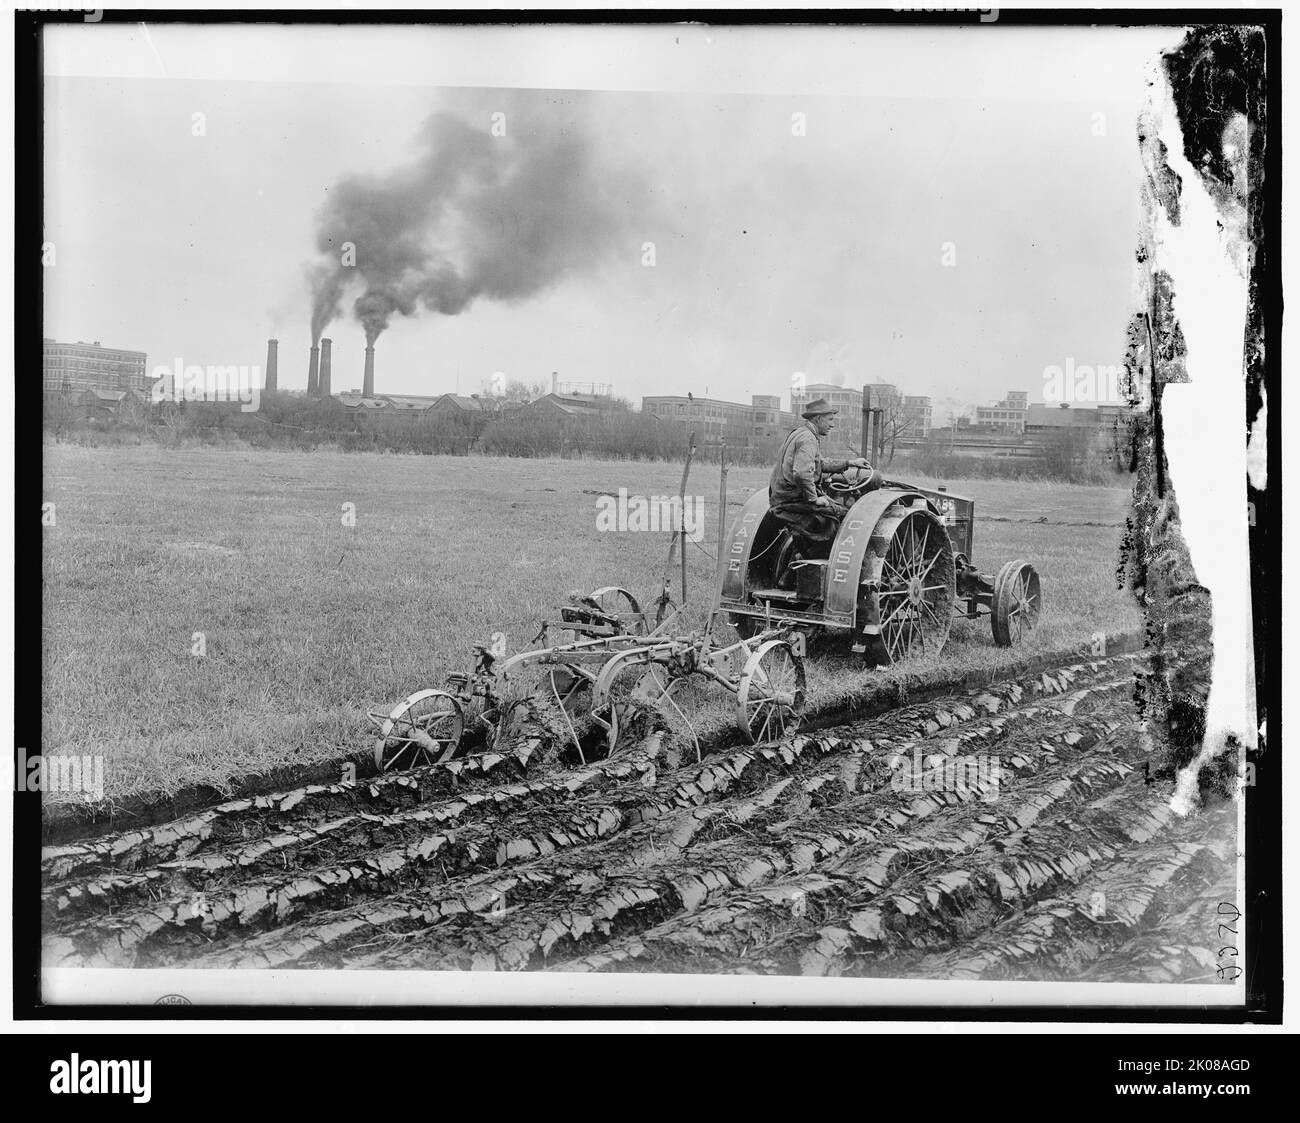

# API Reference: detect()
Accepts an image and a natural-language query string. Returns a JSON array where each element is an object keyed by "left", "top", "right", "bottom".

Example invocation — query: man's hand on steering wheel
[{"left": 825, "top": 462, "right": 876, "bottom": 497}]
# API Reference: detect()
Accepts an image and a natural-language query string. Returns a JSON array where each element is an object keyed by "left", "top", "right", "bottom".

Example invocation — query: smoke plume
[{"left": 306, "top": 108, "right": 632, "bottom": 345}]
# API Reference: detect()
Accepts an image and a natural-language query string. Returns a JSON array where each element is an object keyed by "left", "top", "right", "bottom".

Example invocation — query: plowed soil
[{"left": 42, "top": 644, "right": 1236, "bottom": 982}]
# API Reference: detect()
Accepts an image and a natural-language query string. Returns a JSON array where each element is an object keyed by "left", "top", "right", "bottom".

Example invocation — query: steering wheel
[{"left": 825, "top": 466, "right": 878, "bottom": 497}]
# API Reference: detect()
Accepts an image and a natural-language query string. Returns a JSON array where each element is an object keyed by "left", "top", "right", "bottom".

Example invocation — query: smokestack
[
  {"left": 552, "top": 371, "right": 559, "bottom": 395},
  {"left": 363, "top": 345, "right": 375, "bottom": 398},
  {"left": 265, "top": 339, "right": 278, "bottom": 392},
  {"left": 319, "top": 338, "right": 332, "bottom": 397},
  {"left": 307, "top": 345, "right": 320, "bottom": 395}
]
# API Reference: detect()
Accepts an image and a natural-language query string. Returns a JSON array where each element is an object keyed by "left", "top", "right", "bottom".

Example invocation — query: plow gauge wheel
[
  {"left": 589, "top": 648, "right": 667, "bottom": 758},
  {"left": 736, "top": 639, "right": 806, "bottom": 744},
  {"left": 588, "top": 586, "right": 647, "bottom": 636},
  {"left": 374, "top": 690, "right": 465, "bottom": 773},
  {"left": 991, "top": 559, "right": 1042, "bottom": 647}
]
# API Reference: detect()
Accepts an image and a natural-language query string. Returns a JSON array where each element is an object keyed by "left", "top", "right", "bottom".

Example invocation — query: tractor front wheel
[{"left": 991, "top": 559, "right": 1042, "bottom": 646}]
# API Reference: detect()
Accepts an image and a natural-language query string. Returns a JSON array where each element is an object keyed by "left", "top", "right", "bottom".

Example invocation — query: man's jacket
[{"left": 768, "top": 422, "right": 851, "bottom": 508}]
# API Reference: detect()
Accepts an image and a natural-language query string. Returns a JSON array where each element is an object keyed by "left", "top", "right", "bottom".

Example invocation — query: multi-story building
[
  {"left": 864, "top": 383, "right": 901, "bottom": 410},
  {"left": 1025, "top": 402, "right": 1134, "bottom": 433},
  {"left": 747, "top": 394, "right": 798, "bottom": 442},
  {"left": 791, "top": 382, "right": 864, "bottom": 420},
  {"left": 642, "top": 393, "right": 797, "bottom": 449},
  {"left": 901, "top": 394, "right": 933, "bottom": 437},
  {"left": 975, "top": 389, "right": 1029, "bottom": 434},
  {"left": 642, "top": 394, "right": 749, "bottom": 444},
  {"left": 1025, "top": 403, "right": 1096, "bottom": 430},
  {"left": 793, "top": 382, "right": 932, "bottom": 440},
  {"left": 43, "top": 338, "right": 149, "bottom": 404}
]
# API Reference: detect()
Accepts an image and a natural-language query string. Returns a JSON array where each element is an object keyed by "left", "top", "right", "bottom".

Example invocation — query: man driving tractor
[{"left": 769, "top": 398, "right": 874, "bottom": 579}]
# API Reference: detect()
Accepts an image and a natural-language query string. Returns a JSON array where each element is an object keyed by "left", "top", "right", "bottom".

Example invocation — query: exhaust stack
[
  {"left": 307, "top": 345, "right": 320, "bottom": 396},
  {"left": 319, "top": 338, "right": 332, "bottom": 397},
  {"left": 363, "top": 345, "right": 375, "bottom": 398},
  {"left": 265, "top": 339, "right": 278, "bottom": 392}
]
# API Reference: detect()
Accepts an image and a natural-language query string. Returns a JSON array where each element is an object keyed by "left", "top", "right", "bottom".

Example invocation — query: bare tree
[
  {"left": 158, "top": 401, "right": 192, "bottom": 447},
  {"left": 117, "top": 393, "right": 151, "bottom": 434},
  {"left": 878, "top": 398, "right": 914, "bottom": 464},
  {"left": 44, "top": 391, "right": 78, "bottom": 439}
]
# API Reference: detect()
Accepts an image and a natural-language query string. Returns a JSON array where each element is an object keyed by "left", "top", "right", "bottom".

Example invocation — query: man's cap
[{"left": 801, "top": 398, "right": 839, "bottom": 418}]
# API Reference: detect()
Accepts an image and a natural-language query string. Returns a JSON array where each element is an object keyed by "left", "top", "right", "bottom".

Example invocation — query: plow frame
[{"left": 369, "top": 586, "right": 809, "bottom": 771}]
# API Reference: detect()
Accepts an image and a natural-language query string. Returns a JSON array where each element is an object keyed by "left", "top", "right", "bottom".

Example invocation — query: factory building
[
  {"left": 641, "top": 393, "right": 798, "bottom": 450},
  {"left": 43, "top": 338, "right": 149, "bottom": 405}
]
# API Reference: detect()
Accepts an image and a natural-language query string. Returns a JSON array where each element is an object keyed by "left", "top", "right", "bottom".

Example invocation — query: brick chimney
[
  {"left": 551, "top": 371, "right": 559, "bottom": 395},
  {"left": 265, "top": 339, "right": 278, "bottom": 392},
  {"left": 318, "top": 338, "right": 332, "bottom": 397},
  {"left": 307, "top": 344, "right": 320, "bottom": 395},
  {"left": 363, "top": 345, "right": 375, "bottom": 398}
]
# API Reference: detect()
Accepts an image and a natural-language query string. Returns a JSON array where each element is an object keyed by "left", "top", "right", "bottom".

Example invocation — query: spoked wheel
[
  {"left": 860, "top": 505, "right": 956, "bottom": 666},
  {"left": 372, "top": 690, "right": 464, "bottom": 772},
  {"left": 587, "top": 586, "right": 647, "bottom": 636},
  {"left": 587, "top": 649, "right": 672, "bottom": 759},
  {"left": 736, "top": 639, "right": 806, "bottom": 744},
  {"left": 991, "top": 559, "right": 1042, "bottom": 646}
]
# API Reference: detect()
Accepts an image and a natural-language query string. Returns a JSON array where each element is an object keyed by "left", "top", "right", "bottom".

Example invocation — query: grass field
[{"left": 42, "top": 444, "right": 1143, "bottom": 803}]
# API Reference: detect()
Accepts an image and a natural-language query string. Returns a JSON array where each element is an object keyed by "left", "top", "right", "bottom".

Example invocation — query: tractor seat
[{"left": 775, "top": 529, "right": 829, "bottom": 589}]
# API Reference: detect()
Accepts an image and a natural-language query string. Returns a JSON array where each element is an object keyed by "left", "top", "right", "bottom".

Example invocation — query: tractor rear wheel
[{"left": 859, "top": 505, "right": 956, "bottom": 666}]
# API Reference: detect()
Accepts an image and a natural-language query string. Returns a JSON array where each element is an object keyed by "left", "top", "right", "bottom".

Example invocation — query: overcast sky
[{"left": 43, "top": 22, "right": 1180, "bottom": 416}]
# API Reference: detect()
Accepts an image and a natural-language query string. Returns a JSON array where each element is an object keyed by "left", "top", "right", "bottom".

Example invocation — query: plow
[
  {"left": 367, "top": 586, "right": 806, "bottom": 771},
  {"left": 368, "top": 449, "right": 1042, "bottom": 773}
]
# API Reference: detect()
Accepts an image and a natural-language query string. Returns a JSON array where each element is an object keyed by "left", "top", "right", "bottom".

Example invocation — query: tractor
[{"left": 719, "top": 406, "right": 1041, "bottom": 662}]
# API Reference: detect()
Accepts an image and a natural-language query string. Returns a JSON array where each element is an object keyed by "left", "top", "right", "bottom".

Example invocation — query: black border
[{"left": 16, "top": 6, "right": 1283, "bottom": 1025}]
